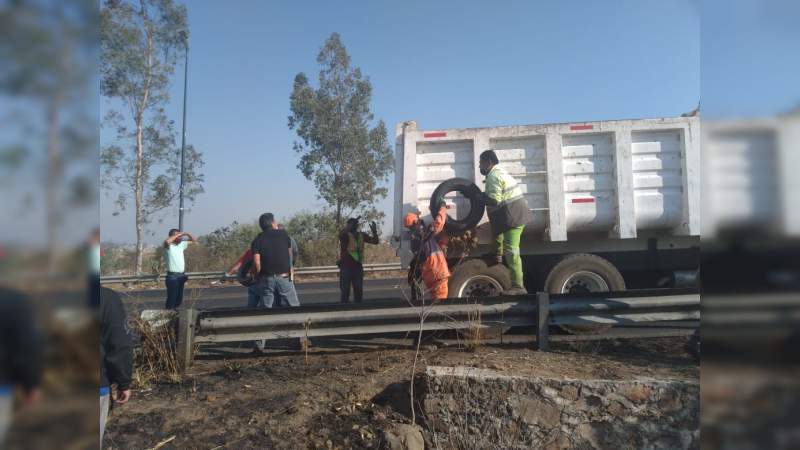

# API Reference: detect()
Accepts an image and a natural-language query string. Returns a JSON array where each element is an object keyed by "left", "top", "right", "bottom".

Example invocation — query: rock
[
  {"left": 423, "top": 398, "right": 439, "bottom": 413},
  {"left": 383, "top": 424, "right": 424, "bottom": 450},
  {"left": 544, "top": 431, "right": 570, "bottom": 450},
  {"left": 561, "top": 385, "right": 579, "bottom": 401},
  {"left": 423, "top": 365, "right": 698, "bottom": 449},
  {"left": 518, "top": 397, "right": 561, "bottom": 428},
  {"left": 577, "top": 423, "right": 602, "bottom": 449},
  {"left": 576, "top": 395, "right": 602, "bottom": 410},
  {"left": 621, "top": 384, "right": 652, "bottom": 403},
  {"left": 608, "top": 401, "right": 626, "bottom": 417},
  {"left": 139, "top": 309, "right": 177, "bottom": 329},
  {"left": 659, "top": 391, "right": 683, "bottom": 412}
]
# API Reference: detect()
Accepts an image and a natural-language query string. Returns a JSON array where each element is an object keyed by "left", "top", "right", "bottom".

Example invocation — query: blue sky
[
  {"left": 701, "top": 0, "right": 800, "bottom": 118},
  {"left": 100, "top": 0, "right": 702, "bottom": 244}
]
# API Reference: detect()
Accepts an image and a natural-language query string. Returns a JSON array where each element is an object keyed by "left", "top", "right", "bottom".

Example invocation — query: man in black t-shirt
[{"left": 251, "top": 213, "right": 300, "bottom": 309}]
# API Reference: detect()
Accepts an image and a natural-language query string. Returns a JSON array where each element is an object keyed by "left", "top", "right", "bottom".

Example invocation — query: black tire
[
  {"left": 544, "top": 253, "right": 625, "bottom": 334},
  {"left": 448, "top": 259, "right": 512, "bottom": 299},
  {"left": 448, "top": 259, "right": 513, "bottom": 341},
  {"left": 430, "top": 178, "right": 486, "bottom": 234}
]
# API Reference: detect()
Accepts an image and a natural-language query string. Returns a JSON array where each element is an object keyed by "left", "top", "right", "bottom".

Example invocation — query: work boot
[{"left": 505, "top": 284, "right": 528, "bottom": 296}]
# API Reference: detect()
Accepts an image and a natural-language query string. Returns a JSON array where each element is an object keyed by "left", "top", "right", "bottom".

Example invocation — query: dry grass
[
  {"left": 463, "top": 307, "right": 483, "bottom": 352},
  {"left": 131, "top": 316, "right": 181, "bottom": 388}
]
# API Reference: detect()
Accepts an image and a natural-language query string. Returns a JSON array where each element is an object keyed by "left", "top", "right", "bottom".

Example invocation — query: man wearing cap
[
  {"left": 403, "top": 202, "right": 451, "bottom": 300},
  {"left": 479, "top": 150, "right": 533, "bottom": 295},
  {"left": 338, "top": 217, "right": 380, "bottom": 303}
]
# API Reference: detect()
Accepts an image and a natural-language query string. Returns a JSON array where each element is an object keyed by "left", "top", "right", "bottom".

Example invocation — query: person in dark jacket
[
  {"left": 0, "top": 287, "right": 42, "bottom": 446},
  {"left": 338, "top": 217, "right": 380, "bottom": 303},
  {"left": 100, "top": 287, "right": 133, "bottom": 445}
]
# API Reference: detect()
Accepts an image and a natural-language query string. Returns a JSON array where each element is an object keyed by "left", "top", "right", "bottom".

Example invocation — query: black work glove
[{"left": 370, "top": 221, "right": 378, "bottom": 236}]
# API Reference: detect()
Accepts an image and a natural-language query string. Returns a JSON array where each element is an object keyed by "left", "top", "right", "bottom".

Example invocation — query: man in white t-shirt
[{"left": 163, "top": 228, "right": 196, "bottom": 309}]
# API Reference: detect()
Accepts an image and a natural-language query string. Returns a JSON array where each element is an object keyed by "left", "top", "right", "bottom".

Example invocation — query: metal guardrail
[
  {"left": 100, "top": 262, "right": 402, "bottom": 284},
  {"left": 174, "top": 291, "right": 700, "bottom": 370}
]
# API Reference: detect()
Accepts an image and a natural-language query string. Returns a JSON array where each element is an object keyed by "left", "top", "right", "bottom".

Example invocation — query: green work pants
[{"left": 493, "top": 225, "right": 525, "bottom": 287}]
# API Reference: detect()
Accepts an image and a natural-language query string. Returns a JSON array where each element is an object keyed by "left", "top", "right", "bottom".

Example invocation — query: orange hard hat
[{"left": 403, "top": 212, "right": 419, "bottom": 228}]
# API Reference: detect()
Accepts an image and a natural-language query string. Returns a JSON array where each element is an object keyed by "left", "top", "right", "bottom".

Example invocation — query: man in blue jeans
[
  {"left": 163, "top": 228, "right": 196, "bottom": 309},
  {"left": 251, "top": 213, "right": 302, "bottom": 352}
]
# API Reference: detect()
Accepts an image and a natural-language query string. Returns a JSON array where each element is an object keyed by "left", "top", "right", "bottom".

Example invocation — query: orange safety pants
[{"left": 421, "top": 251, "right": 450, "bottom": 301}]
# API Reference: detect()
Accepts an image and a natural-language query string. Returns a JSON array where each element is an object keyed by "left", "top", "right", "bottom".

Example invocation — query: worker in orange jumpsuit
[{"left": 404, "top": 203, "right": 450, "bottom": 301}]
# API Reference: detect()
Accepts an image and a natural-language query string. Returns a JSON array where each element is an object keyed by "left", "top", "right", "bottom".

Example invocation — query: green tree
[
  {"left": 283, "top": 210, "right": 337, "bottom": 243},
  {"left": 282, "top": 210, "right": 338, "bottom": 266},
  {"left": 288, "top": 32, "right": 393, "bottom": 228},
  {"left": 199, "top": 220, "right": 261, "bottom": 267},
  {"left": 0, "top": 0, "right": 98, "bottom": 269},
  {"left": 100, "top": 0, "right": 204, "bottom": 274}
]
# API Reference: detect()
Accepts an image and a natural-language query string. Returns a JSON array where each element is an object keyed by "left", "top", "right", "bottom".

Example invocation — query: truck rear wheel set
[
  {"left": 447, "top": 253, "right": 625, "bottom": 299},
  {"left": 447, "top": 253, "right": 625, "bottom": 334}
]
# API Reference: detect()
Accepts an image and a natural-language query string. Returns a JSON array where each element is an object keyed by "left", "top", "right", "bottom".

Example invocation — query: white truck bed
[
  {"left": 703, "top": 114, "right": 800, "bottom": 239},
  {"left": 394, "top": 116, "right": 701, "bottom": 266}
]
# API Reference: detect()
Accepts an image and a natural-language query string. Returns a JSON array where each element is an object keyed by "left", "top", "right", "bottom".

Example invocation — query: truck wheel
[
  {"left": 430, "top": 178, "right": 486, "bottom": 234},
  {"left": 449, "top": 259, "right": 512, "bottom": 299},
  {"left": 544, "top": 253, "right": 625, "bottom": 334},
  {"left": 449, "top": 259, "right": 512, "bottom": 341}
]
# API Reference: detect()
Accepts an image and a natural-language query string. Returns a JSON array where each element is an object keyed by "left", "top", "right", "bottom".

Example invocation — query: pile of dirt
[{"left": 103, "top": 337, "right": 697, "bottom": 449}]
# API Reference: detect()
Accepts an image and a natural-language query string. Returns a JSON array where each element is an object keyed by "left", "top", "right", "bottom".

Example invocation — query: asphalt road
[{"left": 119, "top": 278, "right": 409, "bottom": 311}]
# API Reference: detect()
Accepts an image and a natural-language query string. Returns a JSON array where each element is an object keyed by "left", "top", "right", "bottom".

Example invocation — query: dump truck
[
  {"left": 702, "top": 112, "right": 800, "bottom": 291},
  {"left": 393, "top": 116, "right": 701, "bottom": 297}
]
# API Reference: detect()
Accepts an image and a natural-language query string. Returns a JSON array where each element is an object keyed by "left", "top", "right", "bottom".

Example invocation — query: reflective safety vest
[
  {"left": 346, "top": 232, "right": 364, "bottom": 263},
  {"left": 485, "top": 165, "right": 525, "bottom": 212},
  {"left": 484, "top": 165, "right": 533, "bottom": 234}
]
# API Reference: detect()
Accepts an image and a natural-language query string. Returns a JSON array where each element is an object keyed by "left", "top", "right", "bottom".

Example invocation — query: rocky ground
[{"left": 102, "top": 336, "right": 697, "bottom": 450}]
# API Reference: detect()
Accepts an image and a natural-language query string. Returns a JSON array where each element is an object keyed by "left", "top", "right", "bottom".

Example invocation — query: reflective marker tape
[
  {"left": 570, "top": 124, "right": 594, "bottom": 131},
  {"left": 571, "top": 198, "right": 595, "bottom": 203},
  {"left": 423, "top": 132, "right": 447, "bottom": 138}
]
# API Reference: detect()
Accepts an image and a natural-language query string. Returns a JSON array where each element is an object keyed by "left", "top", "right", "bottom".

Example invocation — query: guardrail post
[
  {"left": 537, "top": 292, "right": 550, "bottom": 351},
  {"left": 177, "top": 308, "right": 197, "bottom": 373}
]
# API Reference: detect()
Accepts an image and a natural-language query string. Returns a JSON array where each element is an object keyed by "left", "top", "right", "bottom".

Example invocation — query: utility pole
[{"left": 178, "top": 33, "right": 189, "bottom": 231}]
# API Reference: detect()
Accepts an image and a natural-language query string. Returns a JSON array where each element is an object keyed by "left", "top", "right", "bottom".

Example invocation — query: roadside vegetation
[{"left": 100, "top": 211, "right": 398, "bottom": 276}]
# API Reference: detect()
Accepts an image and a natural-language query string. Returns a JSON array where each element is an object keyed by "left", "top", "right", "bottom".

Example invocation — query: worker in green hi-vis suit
[{"left": 479, "top": 150, "right": 533, "bottom": 295}]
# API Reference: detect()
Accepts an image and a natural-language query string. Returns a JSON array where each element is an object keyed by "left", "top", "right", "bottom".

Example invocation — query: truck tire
[
  {"left": 430, "top": 178, "right": 486, "bottom": 234},
  {"left": 544, "top": 253, "right": 625, "bottom": 334},
  {"left": 449, "top": 259, "right": 512, "bottom": 299},
  {"left": 449, "top": 259, "right": 512, "bottom": 341}
]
